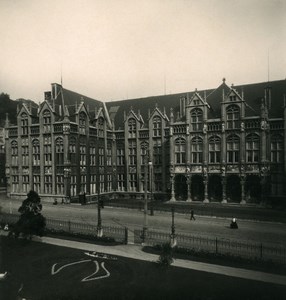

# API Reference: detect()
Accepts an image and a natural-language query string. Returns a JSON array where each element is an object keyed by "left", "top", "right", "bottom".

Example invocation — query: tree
[{"left": 13, "top": 190, "right": 46, "bottom": 239}]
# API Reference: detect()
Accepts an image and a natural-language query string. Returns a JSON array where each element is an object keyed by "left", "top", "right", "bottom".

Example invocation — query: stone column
[
  {"left": 221, "top": 175, "right": 227, "bottom": 203},
  {"left": 240, "top": 177, "right": 246, "bottom": 204},
  {"left": 203, "top": 175, "right": 209, "bottom": 203}
]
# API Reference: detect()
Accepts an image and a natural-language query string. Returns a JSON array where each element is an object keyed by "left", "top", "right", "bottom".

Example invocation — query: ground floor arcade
[{"left": 169, "top": 173, "right": 267, "bottom": 204}]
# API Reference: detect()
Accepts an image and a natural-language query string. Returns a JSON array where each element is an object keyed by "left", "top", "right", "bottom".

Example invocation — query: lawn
[{"left": 0, "top": 236, "right": 286, "bottom": 300}]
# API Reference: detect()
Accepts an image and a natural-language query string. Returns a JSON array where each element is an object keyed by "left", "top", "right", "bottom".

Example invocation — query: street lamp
[
  {"left": 170, "top": 206, "right": 177, "bottom": 247},
  {"left": 142, "top": 147, "right": 149, "bottom": 243}
]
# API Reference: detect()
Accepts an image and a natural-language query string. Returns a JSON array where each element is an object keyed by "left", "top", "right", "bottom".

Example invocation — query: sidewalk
[{"left": 37, "top": 235, "right": 286, "bottom": 287}]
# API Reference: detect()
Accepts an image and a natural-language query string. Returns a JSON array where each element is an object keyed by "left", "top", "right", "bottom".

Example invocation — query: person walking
[{"left": 190, "top": 209, "right": 195, "bottom": 221}]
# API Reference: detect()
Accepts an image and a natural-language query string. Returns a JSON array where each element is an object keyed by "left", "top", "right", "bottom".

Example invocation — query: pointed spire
[{"left": 170, "top": 108, "right": 174, "bottom": 122}]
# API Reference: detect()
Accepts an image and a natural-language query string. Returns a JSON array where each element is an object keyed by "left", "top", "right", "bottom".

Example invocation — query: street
[{"left": 1, "top": 198, "right": 285, "bottom": 247}]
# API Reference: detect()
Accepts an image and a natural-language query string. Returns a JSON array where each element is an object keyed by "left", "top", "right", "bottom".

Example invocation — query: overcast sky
[{"left": 1, "top": 0, "right": 285, "bottom": 103}]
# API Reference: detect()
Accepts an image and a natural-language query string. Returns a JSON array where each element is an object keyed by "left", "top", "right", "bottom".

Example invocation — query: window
[
  {"left": 11, "top": 141, "right": 18, "bottom": 166},
  {"left": 56, "top": 175, "right": 64, "bottom": 194},
  {"left": 69, "top": 137, "right": 77, "bottom": 164},
  {"left": 209, "top": 136, "right": 221, "bottom": 163},
  {"left": 175, "top": 138, "right": 186, "bottom": 164},
  {"left": 227, "top": 135, "right": 239, "bottom": 163},
  {"left": 44, "top": 136, "right": 52, "bottom": 166},
  {"left": 55, "top": 137, "right": 64, "bottom": 165},
  {"left": 117, "top": 174, "right": 125, "bottom": 191},
  {"left": 12, "top": 175, "right": 19, "bottom": 192},
  {"left": 271, "top": 135, "right": 283, "bottom": 163},
  {"left": 190, "top": 109, "right": 203, "bottom": 131},
  {"left": 140, "top": 142, "right": 148, "bottom": 165},
  {"left": 128, "top": 118, "right": 136, "bottom": 138},
  {"left": 80, "top": 175, "right": 86, "bottom": 193},
  {"left": 226, "top": 105, "right": 240, "bottom": 129},
  {"left": 79, "top": 112, "right": 86, "bottom": 134},
  {"left": 43, "top": 110, "right": 51, "bottom": 133},
  {"left": 153, "top": 116, "right": 162, "bottom": 137},
  {"left": 129, "top": 140, "right": 137, "bottom": 165},
  {"left": 22, "top": 175, "right": 29, "bottom": 193},
  {"left": 33, "top": 175, "right": 41, "bottom": 193},
  {"left": 153, "top": 139, "right": 162, "bottom": 165},
  {"left": 107, "top": 142, "right": 112, "bottom": 166},
  {"left": 99, "top": 146, "right": 104, "bottom": 166},
  {"left": 129, "top": 173, "right": 137, "bottom": 191},
  {"left": 44, "top": 175, "right": 52, "bottom": 194},
  {"left": 107, "top": 174, "right": 112, "bottom": 192},
  {"left": 79, "top": 138, "right": 86, "bottom": 166},
  {"left": 21, "top": 112, "right": 29, "bottom": 135},
  {"left": 32, "top": 139, "right": 40, "bottom": 166},
  {"left": 191, "top": 136, "right": 203, "bottom": 163},
  {"left": 90, "top": 142, "right": 96, "bottom": 166},
  {"left": 70, "top": 175, "right": 77, "bottom": 196},
  {"left": 246, "top": 134, "right": 259, "bottom": 163},
  {"left": 116, "top": 144, "right": 125, "bottom": 166},
  {"left": 90, "top": 174, "right": 96, "bottom": 194},
  {"left": 98, "top": 117, "right": 104, "bottom": 137},
  {"left": 99, "top": 174, "right": 104, "bottom": 193},
  {"left": 21, "top": 138, "right": 29, "bottom": 166}
]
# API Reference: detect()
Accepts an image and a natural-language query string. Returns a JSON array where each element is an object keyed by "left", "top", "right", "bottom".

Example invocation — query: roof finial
[{"left": 222, "top": 78, "right": 226, "bottom": 84}]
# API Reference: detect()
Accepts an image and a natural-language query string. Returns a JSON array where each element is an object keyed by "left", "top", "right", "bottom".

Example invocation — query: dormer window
[
  {"left": 43, "top": 110, "right": 51, "bottom": 133},
  {"left": 98, "top": 117, "right": 104, "bottom": 137},
  {"left": 194, "top": 99, "right": 200, "bottom": 106},
  {"left": 230, "top": 95, "right": 236, "bottom": 102},
  {"left": 226, "top": 105, "right": 240, "bottom": 129},
  {"left": 153, "top": 116, "right": 161, "bottom": 137},
  {"left": 128, "top": 118, "right": 136, "bottom": 138},
  {"left": 79, "top": 112, "right": 86, "bottom": 135},
  {"left": 190, "top": 108, "right": 203, "bottom": 131},
  {"left": 21, "top": 112, "right": 29, "bottom": 135}
]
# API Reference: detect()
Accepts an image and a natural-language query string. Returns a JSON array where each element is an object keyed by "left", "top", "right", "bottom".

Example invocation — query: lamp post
[
  {"left": 170, "top": 206, "right": 177, "bottom": 247},
  {"left": 97, "top": 132, "right": 103, "bottom": 237},
  {"left": 149, "top": 161, "right": 154, "bottom": 216}
]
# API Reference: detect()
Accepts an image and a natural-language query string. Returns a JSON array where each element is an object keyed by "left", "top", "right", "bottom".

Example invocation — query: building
[
  {"left": 0, "top": 127, "right": 6, "bottom": 191},
  {"left": 4, "top": 79, "right": 286, "bottom": 205}
]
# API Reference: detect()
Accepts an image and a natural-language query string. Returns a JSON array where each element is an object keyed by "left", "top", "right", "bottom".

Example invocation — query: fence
[
  {"left": 1, "top": 213, "right": 286, "bottom": 264},
  {"left": 0, "top": 213, "right": 126, "bottom": 244},
  {"left": 142, "top": 230, "right": 286, "bottom": 264}
]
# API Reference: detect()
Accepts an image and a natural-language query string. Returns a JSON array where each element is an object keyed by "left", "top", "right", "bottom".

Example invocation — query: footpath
[{"left": 36, "top": 235, "right": 286, "bottom": 287}]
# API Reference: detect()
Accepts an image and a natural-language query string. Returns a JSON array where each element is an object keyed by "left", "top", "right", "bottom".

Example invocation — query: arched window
[
  {"left": 190, "top": 109, "right": 203, "bottom": 131},
  {"left": 209, "top": 136, "right": 221, "bottom": 163},
  {"left": 191, "top": 136, "right": 203, "bottom": 163},
  {"left": 227, "top": 135, "right": 239, "bottom": 163},
  {"left": 226, "top": 105, "right": 240, "bottom": 129},
  {"left": 271, "top": 134, "right": 283, "bottom": 163},
  {"left": 246, "top": 134, "right": 260, "bottom": 162},
  {"left": 128, "top": 118, "right": 136, "bottom": 138},
  {"left": 175, "top": 138, "right": 186, "bottom": 164},
  {"left": 153, "top": 116, "right": 162, "bottom": 137}
]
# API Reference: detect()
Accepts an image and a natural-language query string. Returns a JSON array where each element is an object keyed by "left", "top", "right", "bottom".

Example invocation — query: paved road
[{"left": 1, "top": 198, "right": 286, "bottom": 246}]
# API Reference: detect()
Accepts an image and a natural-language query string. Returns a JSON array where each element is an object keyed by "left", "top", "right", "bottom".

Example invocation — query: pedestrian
[{"left": 190, "top": 209, "right": 195, "bottom": 221}]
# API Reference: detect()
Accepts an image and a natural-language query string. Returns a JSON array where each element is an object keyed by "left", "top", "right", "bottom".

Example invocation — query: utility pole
[{"left": 142, "top": 154, "right": 148, "bottom": 242}]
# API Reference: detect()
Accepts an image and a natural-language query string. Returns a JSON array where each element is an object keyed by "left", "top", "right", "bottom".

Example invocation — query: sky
[{"left": 1, "top": 0, "right": 286, "bottom": 103}]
